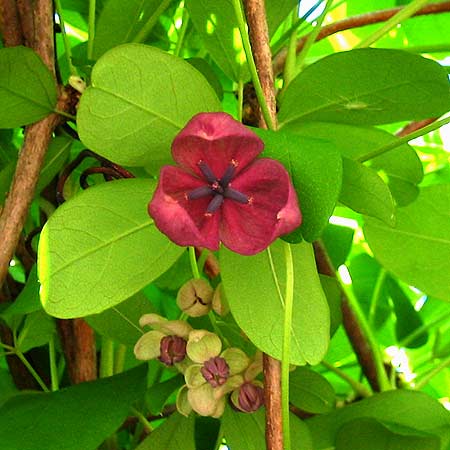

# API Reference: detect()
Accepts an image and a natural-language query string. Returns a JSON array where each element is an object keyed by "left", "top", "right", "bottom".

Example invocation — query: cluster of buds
[{"left": 134, "top": 279, "right": 263, "bottom": 418}]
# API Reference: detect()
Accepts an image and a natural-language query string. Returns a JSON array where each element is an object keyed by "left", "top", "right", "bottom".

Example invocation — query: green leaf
[
  {"left": 136, "top": 413, "right": 196, "bottom": 450},
  {"left": 0, "top": 365, "right": 147, "bottom": 450},
  {"left": 340, "top": 158, "right": 395, "bottom": 225},
  {"left": 16, "top": 310, "right": 55, "bottom": 353},
  {"left": 386, "top": 277, "right": 427, "bottom": 348},
  {"left": 364, "top": 184, "right": 450, "bottom": 302},
  {"left": 278, "top": 48, "right": 450, "bottom": 126},
  {"left": 256, "top": 128, "right": 342, "bottom": 242},
  {"left": 335, "top": 418, "right": 440, "bottom": 450},
  {"left": 348, "top": 254, "right": 391, "bottom": 330},
  {"left": 320, "top": 275, "right": 342, "bottom": 336},
  {"left": 77, "top": 44, "right": 221, "bottom": 167},
  {"left": 0, "top": 160, "right": 16, "bottom": 205},
  {"left": 185, "top": 0, "right": 249, "bottom": 82},
  {"left": 145, "top": 374, "right": 184, "bottom": 415},
  {"left": 85, "top": 292, "right": 153, "bottom": 346},
  {"left": 283, "top": 122, "right": 423, "bottom": 206},
  {"left": 322, "top": 223, "right": 355, "bottom": 268},
  {"left": 220, "top": 407, "right": 266, "bottom": 450},
  {"left": 221, "top": 407, "right": 313, "bottom": 450},
  {"left": 93, "top": 0, "right": 161, "bottom": 58},
  {"left": 308, "top": 390, "right": 450, "bottom": 449},
  {"left": 289, "top": 367, "right": 335, "bottom": 414},
  {"left": 0, "top": 266, "right": 41, "bottom": 330},
  {"left": 0, "top": 46, "right": 57, "bottom": 128},
  {"left": 220, "top": 240, "right": 329, "bottom": 365},
  {"left": 38, "top": 178, "right": 184, "bottom": 318},
  {"left": 36, "top": 137, "right": 72, "bottom": 193},
  {"left": 266, "top": 0, "right": 297, "bottom": 36},
  {"left": 0, "top": 369, "right": 18, "bottom": 409}
]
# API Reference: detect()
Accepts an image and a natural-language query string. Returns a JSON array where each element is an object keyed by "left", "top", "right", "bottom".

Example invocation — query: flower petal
[
  {"left": 220, "top": 159, "right": 301, "bottom": 255},
  {"left": 221, "top": 348, "right": 250, "bottom": 375},
  {"left": 185, "top": 364, "right": 206, "bottom": 388},
  {"left": 148, "top": 165, "right": 220, "bottom": 250},
  {"left": 187, "top": 383, "right": 225, "bottom": 417},
  {"left": 172, "top": 112, "right": 264, "bottom": 179},
  {"left": 133, "top": 330, "right": 165, "bottom": 361},
  {"left": 186, "top": 330, "right": 222, "bottom": 363}
]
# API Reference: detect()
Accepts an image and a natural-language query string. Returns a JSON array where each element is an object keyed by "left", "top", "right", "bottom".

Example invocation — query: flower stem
[
  {"left": 368, "top": 268, "right": 387, "bottom": 328},
  {"left": 321, "top": 360, "right": 372, "bottom": 397},
  {"left": 49, "top": 336, "right": 59, "bottom": 391},
  {"left": 100, "top": 337, "right": 114, "bottom": 378},
  {"left": 281, "top": 241, "right": 294, "bottom": 450},
  {"left": 114, "top": 344, "right": 127, "bottom": 374},
  {"left": 358, "top": 115, "right": 450, "bottom": 163},
  {"left": 54, "top": 0, "right": 77, "bottom": 76},
  {"left": 414, "top": 354, "right": 450, "bottom": 390},
  {"left": 237, "top": 79, "right": 244, "bottom": 122},
  {"left": 356, "top": 0, "right": 430, "bottom": 48},
  {"left": 295, "top": 0, "right": 333, "bottom": 71},
  {"left": 87, "top": 0, "right": 96, "bottom": 60},
  {"left": 399, "top": 310, "right": 450, "bottom": 347},
  {"left": 15, "top": 349, "right": 49, "bottom": 392},
  {"left": 337, "top": 268, "right": 392, "bottom": 392},
  {"left": 133, "top": 0, "right": 172, "bottom": 43},
  {"left": 130, "top": 406, "right": 153, "bottom": 433},
  {"left": 174, "top": 7, "right": 189, "bottom": 57},
  {"left": 231, "top": 0, "right": 275, "bottom": 130},
  {"left": 189, "top": 246, "right": 200, "bottom": 279}
]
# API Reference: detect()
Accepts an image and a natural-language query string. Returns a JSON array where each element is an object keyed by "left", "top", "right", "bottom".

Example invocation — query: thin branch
[
  {"left": 57, "top": 319, "right": 97, "bottom": 383},
  {"left": 0, "top": 0, "right": 24, "bottom": 46},
  {"left": 273, "top": 1, "right": 450, "bottom": 75},
  {"left": 242, "top": 1, "right": 283, "bottom": 449},
  {"left": 0, "top": 0, "right": 61, "bottom": 289},
  {"left": 313, "top": 241, "right": 382, "bottom": 391},
  {"left": 396, "top": 118, "right": 437, "bottom": 137}
]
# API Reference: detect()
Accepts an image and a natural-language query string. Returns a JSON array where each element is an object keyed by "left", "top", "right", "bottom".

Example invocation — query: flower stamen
[{"left": 198, "top": 160, "right": 217, "bottom": 184}]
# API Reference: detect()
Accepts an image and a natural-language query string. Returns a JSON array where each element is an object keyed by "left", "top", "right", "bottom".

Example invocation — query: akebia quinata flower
[{"left": 148, "top": 112, "right": 301, "bottom": 256}]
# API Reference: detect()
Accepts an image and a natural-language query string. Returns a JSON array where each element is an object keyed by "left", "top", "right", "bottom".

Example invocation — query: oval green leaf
[
  {"left": 38, "top": 178, "right": 184, "bottom": 318},
  {"left": 364, "top": 184, "right": 450, "bottom": 302},
  {"left": 0, "top": 365, "right": 147, "bottom": 450},
  {"left": 220, "top": 240, "right": 330, "bottom": 365},
  {"left": 77, "top": 44, "right": 221, "bottom": 167},
  {"left": 341, "top": 157, "right": 395, "bottom": 226},
  {"left": 290, "top": 366, "right": 335, "bottom": 414},
  {"left": 278, "top": 48, "right": 450, "bottom": 127},
  {"left": 0, "top": 46, "right": 57, "bottom": 128}
]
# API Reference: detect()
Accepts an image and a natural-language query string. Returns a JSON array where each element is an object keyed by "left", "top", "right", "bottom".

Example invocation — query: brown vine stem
[
  {"left": 0, "top": 0, "right": 24, "bottom": 46},
  {"left": 0, "top": 0, "right": 97, "bottom": 385},
  {"left": 242, "top": 1, "right": 283, "bottom": 449},
  {"left": 396, "top": 117, "right": 437, "bottom": 137},
  {"left": 273, "top": 1, "right": 450, "bottom": 75},
  {"left": 0, "top": 0, "right": 59, "bottom": 289},
  {"left": 313, "top": 241, "right": 381, "bottom": 391}
]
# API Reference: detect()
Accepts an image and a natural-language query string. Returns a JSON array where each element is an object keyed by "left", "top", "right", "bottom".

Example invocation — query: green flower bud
[{"left": 177, "top": 279, "right": 213, "bottom": 317}]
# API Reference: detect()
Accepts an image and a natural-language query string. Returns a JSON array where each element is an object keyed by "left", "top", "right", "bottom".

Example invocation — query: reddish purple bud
[
  {"left": 201, "top": 356, "right": 230, "bottom": 387},
  {"left": 148, "top": 112, "right": 302, "bottom": 255},
  {"left": 238, "top": 382, "right": 264, "bottom": 412},
  {"left": 159, "top": 335, "right": 187, "bottom": 366}
]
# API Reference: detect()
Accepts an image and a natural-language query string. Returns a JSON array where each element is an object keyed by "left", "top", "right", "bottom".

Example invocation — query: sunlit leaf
[{"left": 38, "top": 179, "right": 184, "bottom": 318}]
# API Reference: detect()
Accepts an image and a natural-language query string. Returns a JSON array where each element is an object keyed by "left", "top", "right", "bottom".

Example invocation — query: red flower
[{"left": 148, "top": 112, "right": 301, "bottom": 255}]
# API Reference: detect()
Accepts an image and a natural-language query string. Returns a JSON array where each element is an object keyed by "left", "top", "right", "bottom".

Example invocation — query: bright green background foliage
[{"left": 1, "top": 0, "right": 450, "bottom": 449}]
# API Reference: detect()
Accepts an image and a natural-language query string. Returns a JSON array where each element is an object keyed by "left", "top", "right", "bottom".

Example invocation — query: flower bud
[
  {"left": 212, "top": 283, "right": 230, "bottom": 316},
  {"left": 232, "top": 381, "right": 264, "bottom": 413},
  {"left": 158, "top": 335, "right": 187, "bottom": 366},
  {"left": 201, "top": 356, "right": 230, "bottom": 387},
  {"left": 177, "top": 279, "right": 213, "bottom": 317}
]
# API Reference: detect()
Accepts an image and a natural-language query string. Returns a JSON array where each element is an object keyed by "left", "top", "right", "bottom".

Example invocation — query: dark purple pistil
[
  {"left": 201, "top": 356, "right": 230, "bottom": 387},
  {"left": 159, "top": 335, "right": 187, "bottom": 366},
  {"left": 187, "top": 160, "right": 250, "bottom": 214}
]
